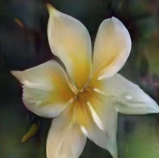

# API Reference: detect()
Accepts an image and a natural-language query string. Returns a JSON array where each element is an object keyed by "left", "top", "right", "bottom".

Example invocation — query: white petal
[
  {"left": 47, "top": 113, "right": 86, "bottom": 158},
  {"left": 94, "top": 74, "right": 159, "bottom": 114},
  {"left": 93, "top": 17, "right": 131, "bottom": 80},
  {"left": 11, "top": 60, "right": 74, "bottom": 118},
  {"left": 47, "top": 4, "right": 92, "bottom": 89},
  {"left": 86, "top": 91, "right": 118, "bottom": 158}
]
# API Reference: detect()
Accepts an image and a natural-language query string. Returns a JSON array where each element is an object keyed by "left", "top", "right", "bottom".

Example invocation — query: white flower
[{"left": 11, "top": 4, "right": 159, "bottom": 158}]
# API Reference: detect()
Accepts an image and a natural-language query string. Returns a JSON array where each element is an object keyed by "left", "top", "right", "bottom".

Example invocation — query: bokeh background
[{"left": 1, "top": 0, "right": 159, "bottom": 158}]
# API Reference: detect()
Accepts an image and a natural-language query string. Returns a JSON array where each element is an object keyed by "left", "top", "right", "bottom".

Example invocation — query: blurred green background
[{"left": 1, "top": 0, "right": 159, "bottom": 158}]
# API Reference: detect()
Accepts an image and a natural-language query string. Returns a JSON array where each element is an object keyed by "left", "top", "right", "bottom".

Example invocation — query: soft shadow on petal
[
  {"left": 47, "top": 4, "right": 92, "bottom": 89},
  {"left": 47, "top": 110, "right": 86, "bottom": 158},
  {"left": 93, "top": 17, "right": 131, "bottom": 80},
  {"left": 11, "top": 60, "right": 74, "bottom": 118},
  {"left": 93, "top": 74, "right": 159, "bottom": 114}
]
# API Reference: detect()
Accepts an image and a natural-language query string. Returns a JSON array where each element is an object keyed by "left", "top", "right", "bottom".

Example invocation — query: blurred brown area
[{"left": 1, "top": 0, "right": 159, "bottom": 158}]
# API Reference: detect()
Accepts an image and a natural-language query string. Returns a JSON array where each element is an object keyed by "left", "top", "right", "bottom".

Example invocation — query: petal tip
[
  {"left": 46, "top": 3, "right": 57, "bottom": 15},
  {"left": 11, "top": 70, "right": 19, "bottom": 78},
  {"left": 105, "top": 16, "right": 118, "bottom": 22},
  {"left": 111, "top": 16, "right": 116, "bottom": 20},
  {"left": 153, "top": 106, "right": 159, "bottom": 113},
  {"left": 11, "top": 70, "right": 22, "bottom": 81}
]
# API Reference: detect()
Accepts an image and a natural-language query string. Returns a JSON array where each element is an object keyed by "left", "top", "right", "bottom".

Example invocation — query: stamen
[
  {"left": 87, "top": 101, "right": 105, "bottom": 131},
  {"left": 67, "top": 96, "right": 76, "bottom": 105}
]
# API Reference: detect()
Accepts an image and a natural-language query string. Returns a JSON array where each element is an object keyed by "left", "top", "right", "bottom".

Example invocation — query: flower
[{"left": 11, "top": 4, "right": 159, "bottom": 158}]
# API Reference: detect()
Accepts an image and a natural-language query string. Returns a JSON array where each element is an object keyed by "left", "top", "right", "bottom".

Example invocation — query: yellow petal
[
  {"left": 47, "top": 5, "right": 92, "bottom": 89},
  {"left": 47, "top": 114, "right": 86, "bottom": 158},
  {"left": 11, "top": 60, "right": 74, "bottom": 118},
  {"left": 93, "top": 17, "right": 131, "bottom": 80}
]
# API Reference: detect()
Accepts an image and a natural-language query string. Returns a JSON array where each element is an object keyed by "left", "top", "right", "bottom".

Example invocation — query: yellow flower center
[
  {"left": 67, "top": 85, "right": 90, "bottom": 124},
  {"left": 67, "top": 82, "right": 104, "bottom": 131},
  {"left": 73, "top": 85, "right": 92, "bottom": 102}
]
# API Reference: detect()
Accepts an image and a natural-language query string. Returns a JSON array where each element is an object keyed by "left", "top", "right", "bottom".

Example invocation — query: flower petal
[
  {"left": 93, "top": 17, "right": 131, "bottom": 80},
  {"left": 92, "top": 74, "right": 159, "bottom": 115},
  {"left": 47, "top": 111, "right": 86, "bottom": 158},
  {"left": 68, "top": 91, "right": 118, "bottom": 158},
  {"left": 85, "top": 89, "right": 118, "bottom": 158},
  {"left": 11, "top": 60, "right": 74, "bottom": 118},
  {"left": 47, "top": 4, "right": 92, "bottom": 89}
]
